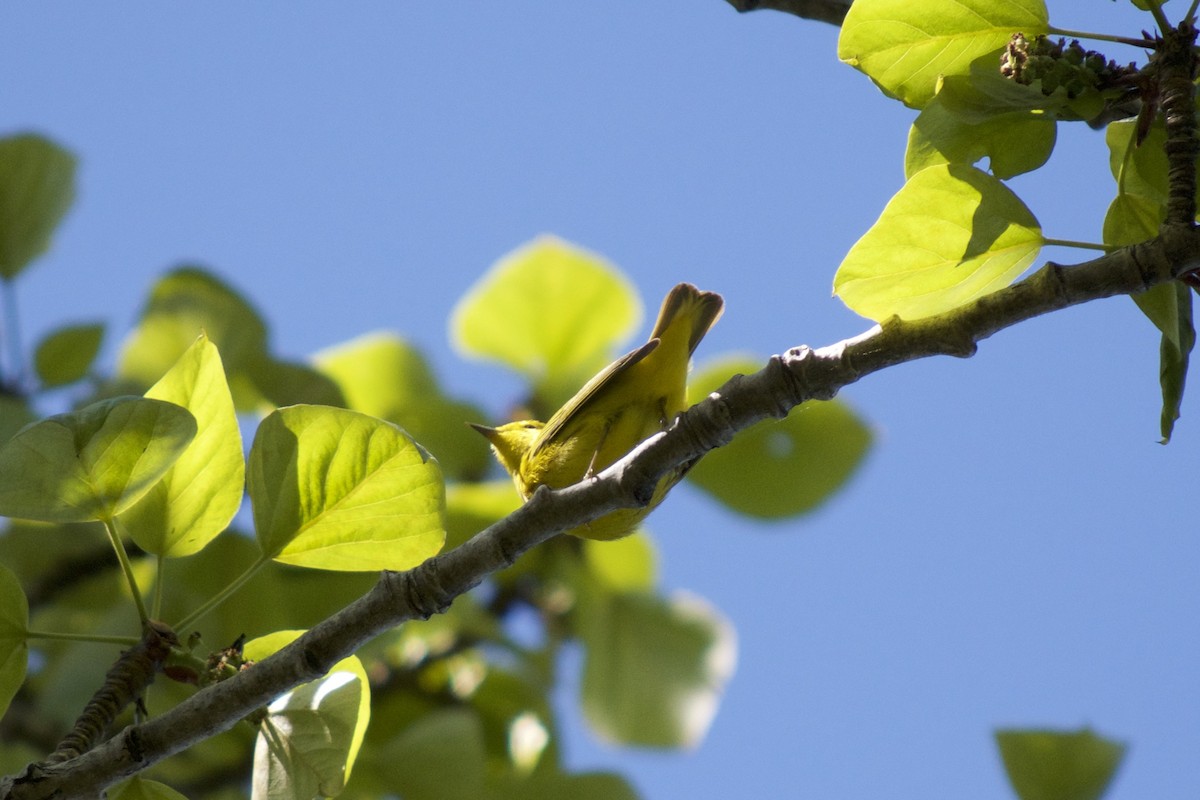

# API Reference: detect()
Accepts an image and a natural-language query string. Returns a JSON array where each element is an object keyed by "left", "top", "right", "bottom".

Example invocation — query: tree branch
[{"left": 3, "top": 228, "right": 1197, "bottom": 800}]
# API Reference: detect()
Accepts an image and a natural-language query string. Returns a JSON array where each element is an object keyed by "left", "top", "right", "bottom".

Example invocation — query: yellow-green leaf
[
  {"left": 116, "top": 266, "right": 270, "bottom": 408},
  {"left": 906, "top": 92, "right": 1055, "bottom": 180},
  {"left": 0, "top": 133, "right": 76, "bottom": 279},
  {"left": 121, "top": 335, "right": 244, "bottom": 556},
  {"left": 0, "top": 563, "right": 28, "bottom": 717},
  {"left": 445, "top": 480, "right": 520, "bottom": 551},
  {"left": 316, "top": 333, "right": 489, "bottom": 481},
  {"left": 450, "top": 235, "right": 642, "bottom": 410},
  {"left": 995, "top": 728, "right": 1126, "bottom": 800},
  {"left": 583, "top": 533, "right": 657, "bottom": 592},
  {"left": 686, "top": 356, "right": 872, "bottom": 518},
  {"left": 0, "top": 396, "right": 196, "bottom": 522},
  {"left": 33, "top": 322, "right": 104, "bottom": 388},
  {"left": 838, "top": 0, "right": 1048, "bottom": 108},
  {"left": 248, "top": 405, "right": 445, "bottom": 571},
  {"left": 835, "top": 164, "right": 1043, "bottom": 321},
  {"left": 247, "top": 631, "right": 370, "bottom": 800},
  {"left": 579, "top": 590, "right": 736, "bottom": 748}
]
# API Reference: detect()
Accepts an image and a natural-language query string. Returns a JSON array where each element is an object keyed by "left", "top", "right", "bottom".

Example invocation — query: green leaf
[
  {"left": 837, "top": 0, "right": 1048, "bottom": 108},
  {"left": 834, "top": 164, "right": 1043, "bottom": 321},
  {"left": 33, "top": 322, "right": 104, "bottom": 388},
  {"left": 0, "top": 563, "right": 28, "bottom": 717},
  {"left": 450, "top": 235, "right": 642, "bottom": 409},
  {"left": 247, "top": 631, "right": 370, "bottom": 800},
  {"left": 685, "top": 356, "right": 872, "bottom": 518},
  {"left": 248, "top": 405, "right": 446, "bottom": 571},
  {"left": 0, "top": 133, "right": 77, "bottom": 279},
  {"left": 108, "top": 777, "right": 190, "bottom": 800},
  {"left": 368, "top": 709, "right": 487, "bottom": 800},
  {"left": 579, "top": 590, "right": 736, "bottom": 748},
  {"left": 1103, "top": 194, "right": 1162, "bottom": 248},
  {"left": 995, "top": 728, "right": 1126, "bottom": 800},
  {"left": 120, "top": 334, "right": 244, "bottom": 556},
  {"left": 445, "top": 479, "right": 520, "bottom": 550},
  {"left": 492, "top": 772, "right": 641, "bottom": 800},
  {"left": 1131, "top": 282, "right": 1194, "bottom": 443},
  {"left": 906, "top": 92, "right": 1055, "bottom": 180},
  {"left": 0, "top": 396, "right": 196, "bottom": 522},
  {"left": 583, "top": 532, "right": 657, "bottom": 592},
  {"left": 316, "top": 333, "right": 490, "bottom": 481},
  {"left": 1107, "top": 117, "right": 1170, "bottom": 208},
  {"left": 0, "top": 396, "right": 35, "bottom": 447},
  {"left": 116, "top": 266, "right": 270, "bottom": 408},
  {"left": 935, "top": 70, "right": 1070, "bottom": 124},
  {"left": 246, "top": 355, "right": 346, "bottom": 409}
]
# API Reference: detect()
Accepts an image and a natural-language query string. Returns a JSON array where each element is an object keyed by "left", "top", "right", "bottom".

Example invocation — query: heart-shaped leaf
[{"left": 0, "top": 396, "right": 196, "bottom": 522}]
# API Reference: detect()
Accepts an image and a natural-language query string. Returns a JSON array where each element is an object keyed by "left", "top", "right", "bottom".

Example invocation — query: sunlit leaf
[
  {"left": 248, "top": 405, "right": 445, "bottom": 571},
  {"left": 838, "top": 0, "right": 1048, "bottom": 108},
  {"left": 0, "top": 563, "right": 28, "bottom": 717},
  {"left": 1132, "top": 282, "right": 1194, "bottom": 443},
  {"left": 247, "top": 631, "right": 370, "bottom": 800},
  {"left": 906, "top": 91, "right": 1055, "bottom": 180},
  {"left": 835, "top": 164, "right": 1043, "bottom": 321},
  {"left": 33, "top": 322, "right": 104, "bottom": 388},
  {"left": 316, "top": 333, "right": 490, "bottom": 481},
  {"left": 0, "top": 396, "right": 196, "bottom": 522},
  {"left": 108, "top": 777, "right": 189, "bottom": 800},
  {"left": 121, "top": 335, "right": 244, "bottom": 556},
  {"left": 0, "top": 133, "right": 76, "bottom": 279},
  {"left": 450, "top": 235, "right": 642, "bottom": 409},
  {"left": 116, "top": 266, "right": 270, "bottom": 409},
  {"left": 579, "top": 590, "right": 736, "bottom": 748},
  {"left": 583, "top": 532, "right": 657, "bottom": 592},
  {"left": 996, "top": 728, "right": 1126, "bottom": 800},
  {"left": 686, "top": 356, "right": 872, "bottom": 518}
]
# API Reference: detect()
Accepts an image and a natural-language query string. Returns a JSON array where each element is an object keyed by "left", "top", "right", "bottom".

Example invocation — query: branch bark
[{"left": 4, "top": 224, "right": 1196, "bottom": 800}]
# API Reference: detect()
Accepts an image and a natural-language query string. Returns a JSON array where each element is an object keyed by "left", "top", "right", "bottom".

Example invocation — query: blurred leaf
[
  {"left": 906, "top": 92, "right": 1055, "bottom": 180},
  {"left": 0, "top": 133, "right": 76, "bottom": 279},
  {"left": 835, "top": 164, "right": 1043, "bottom": 321},
  {"left": 247, "top": 354, "right": 346, "bottom": 409},
  {"left": 316, "top": 333, "right": 490, "bottom": 481},
  {"left": 0, "top": 563, "right": 28, "bottom": 717},
  {"left": 121, "top": 335, "right": 243, "bottom": 556},
  {"left": 450, "top": 235, "right": 642, "bottom": 409},
  {"left": 444, "top": 480, "right": 520, "bottom": 550},
  {"left": 1132, "top": 282, "right": 1194, "bottom": 443},
  {"left": 247, "top": 631, "right": 370, "bottom": 799},
  {"left": 116, "top": 266, "right": 270, "bottom": 408},
  {"left": 492, "top": 771, "right": 641, "bottom": 800},
  {"left": 687, "top": 356, "right": 872, "bottom": 518},
  {"left": 579, "top": 590, "right": 736, "bottom": 748},
  {"left": 108, "top": 777, "right": 189, "bottom": 800},
  {"left": 837, "top": 0, "right": 1048, "bottom": 108},
  {"left": 371, "top": 708, "right": 487, "bottom": 800},
  {"left": 995, "top": 728, "right": 1125, "bottom": 800},
  {"left": 33, "top": 322, "right": 104, "bottom": 388},
  {"left": 582, "top": 532, "right": 657, "bottom": 592},
  {"left": 0, "top": 396, "right": 35, "bottom": 447},
  {"left": 248, "top": 405, "right": 445, "bottom": 571},
  {"left": 0, "top": 396, "right": 196, "bottom": 522}
]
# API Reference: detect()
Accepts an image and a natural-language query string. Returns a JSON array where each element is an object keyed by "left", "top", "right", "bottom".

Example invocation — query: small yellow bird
[{"left": 472, "top": 282, "right": 723, "bottom": 540}]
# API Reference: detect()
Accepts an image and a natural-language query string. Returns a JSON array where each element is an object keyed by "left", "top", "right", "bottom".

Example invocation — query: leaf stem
[
  {"left": 173, "top": 554, "right": 269, "bottom": 631},
  {"left": 1046, "top": 26, "right": 1158, "bottom": 49},
  {"left": 1041, "top": 238, "right": 1114, "bottom": 253},
  {"left": 153, "top": 554, "right": 165, "bottom": 619},
  {"left": 104, "top": 517, "right": 149, "bottom": 625},
  {"left": 1188, "top": 0, "right": 1200, "bottom": 26},
  {"left": 24, "top": 629, "right": 141, "bottom": 646}
]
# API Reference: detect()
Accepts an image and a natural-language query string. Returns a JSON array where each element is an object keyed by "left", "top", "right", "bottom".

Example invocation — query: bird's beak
[{"left": 468, "top": 422, "right": 498, "bottom": 441}]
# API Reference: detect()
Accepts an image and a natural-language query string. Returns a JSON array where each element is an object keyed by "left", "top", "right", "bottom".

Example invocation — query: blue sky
[{"left": 4, "top": 2, "right": 1197, "bottom": 798}]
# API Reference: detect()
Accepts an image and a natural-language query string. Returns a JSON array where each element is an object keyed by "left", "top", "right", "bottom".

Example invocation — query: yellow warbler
[{"left": 471, "top": 282, "right": 723, "bottom": 540}]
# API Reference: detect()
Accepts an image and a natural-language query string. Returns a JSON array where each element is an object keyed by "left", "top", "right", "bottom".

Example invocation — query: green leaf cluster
[
  {"left": 0, "top": 130, "right": 870, "bottom": 799},
  {"left": 836, "top": 0, "right": 1195, "bottom": 440}
]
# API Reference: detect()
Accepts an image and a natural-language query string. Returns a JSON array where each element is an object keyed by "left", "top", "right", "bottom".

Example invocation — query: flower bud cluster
[{"left": 1001, "top": 33, "right": 1137, "bottom": 98}]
